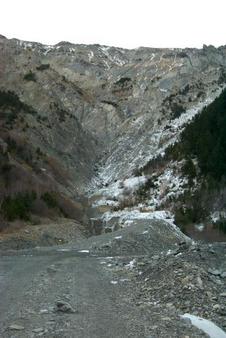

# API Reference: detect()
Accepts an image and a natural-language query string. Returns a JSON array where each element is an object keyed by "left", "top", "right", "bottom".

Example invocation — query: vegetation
[
  {"left": 181, "top": 157, "right": 196, "bottom": 182},
  {"left": 41, "top": 192, "right": 58, "bottom": 209},
  {"left": 133, "top": 89, "right": 226, "bottom": 228},
  {"left": 213, "top": 218, "right": 226, "bottom": 234},
  {"left": 115, "top": 77, "right": 132, "bottom": 86},
  {"left": 0, "top": 90, "right": 37, "bottom": 119},
  {"left": 174, "top": 188, "right": 208, "bottom": 227},
  {"left": 180, "top": 88, "right": 226, "bottom": 180},
  {"left": 1, "top": 191, "right": 37, "bottom": 221},
  {"left": 36, "top": 64, "right": 50, "bottom": 71},
  {"left": 171, "top": 103, "right": 185, "bottom": 119},
  {"left": 0, "top": 90, "right": 23, "bottom": 109},
  {"left": 23, "top": 71, "right": 36, "bottom": 82},
  {"left": 135, "top": 178, "right": 155, "bottom": 201}
]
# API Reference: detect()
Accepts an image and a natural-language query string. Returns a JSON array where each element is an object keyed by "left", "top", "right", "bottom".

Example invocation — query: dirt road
[
  {"left": 0, "top": 248, "right": 148, "bottom": 338},
  {"left": 1, "top": 219, "right": 220, "bottom": 337}
]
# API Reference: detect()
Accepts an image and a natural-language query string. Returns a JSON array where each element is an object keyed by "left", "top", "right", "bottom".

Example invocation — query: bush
[
  {"left": 135, "top": 178, "right": 155, "bottom": 201},
  {"left": 171, "top": 103, "right": 185, "bottom": 119},
  {"left": 1, "top": 191, "right": 37, "bottom": 221},
  {"left": 182, "top": 158, "right": 196, "bottom": 179},
  {"left": 0, "top": 91, "right": 22, "bottom": 109},
  {"left": 115, "top": 77, "right": 132, "bottom": 87},
  {"left": 36, "top": 64, "right": 50, "bottom": 71},
  {"left": 213, "top": 218, "right": 226, "bottom": 234},
  {"left": 24, "top": 71, "right": 36, "bottom": 82},
  {"left": 41, "top": 192, "right": 58, "bottom": 208},
  {"left": 0, "top": 90, "right": 37, "bottom": 117}
]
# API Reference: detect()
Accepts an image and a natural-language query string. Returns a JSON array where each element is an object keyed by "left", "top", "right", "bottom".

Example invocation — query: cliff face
[{"left": 1, "top": 36, "right": 226, "bottom": 230}]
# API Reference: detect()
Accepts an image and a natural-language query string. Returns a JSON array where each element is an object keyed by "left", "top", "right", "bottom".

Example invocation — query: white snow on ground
[
  {"left": 150, "top": 53, "right": 155, "bottom": 61},
  {"left": 123, "top": 176, "right": 147, "bottom": 190},
  {"left": 181, "top": 314, "right": 226, "bottom": 338},
  {"left": 91, "top": 176, "right": 148, "bottom": 208},
  {"left": 88, "top": 51, "right": 94, "bottom": 62},
  {"left": 57, "top": 248, "right": 70, "bottom": 252},
  {"left": 102, "top": 209, "right": 180, "bottom": 232},
  {"left": 210, "top": 211, "right": 226, "bottom": 223},
  {"left": 99, "top": 46, "right": 126, "bottom": 66},
  {"left": 78, "top": 250, "right": 90, "bottom": 253},
  {"left": 88, "top": 87, "right": 225, "bottom": 194},
  {"left": 147, "top": 162, "right": 188, "bottom": 208},
  {"left": 125, "top": 259, "right": 136, "bottom": 269},
  {"left": 92, "top": 199, "right": 119, "bottom": 207},
  {"left": 110, "top": 280, "right": 118, "bottom": 285},
  {"left": 92, "top": 161, "right": 188, "bottom": 213}
]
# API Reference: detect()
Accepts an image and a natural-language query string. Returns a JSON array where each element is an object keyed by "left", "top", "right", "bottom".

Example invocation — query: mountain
[{"left": 1, "top": 35, "right": 226, "bottom": 238}]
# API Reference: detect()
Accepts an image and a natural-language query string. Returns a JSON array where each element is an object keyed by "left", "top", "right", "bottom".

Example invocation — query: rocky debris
[
  {"left": 85, "top": 219, "right": 189, "bottom": 257},
  {"left": 208, "top": 268, "right": 222, "bottom": 276},
  {"left": 8, "top": 324, "right": 25, "bottom": 330},
  {"left": 47, "top": 265, "right": 58, "bottom": 274},
  {"left": 0, "top": 230, "right": 225, "bottom": 337},
  {"left": 32, "top": 327, "right": 44, "bottom": 333},
  {"left": 0, "top": 220, "right": 87, "bottom": 251},
  {"left": 55, "top": 300, "right": 76, "bottom": 314},
  {"left": 99, "top": 242, "right": 226, "bottom": 336}
]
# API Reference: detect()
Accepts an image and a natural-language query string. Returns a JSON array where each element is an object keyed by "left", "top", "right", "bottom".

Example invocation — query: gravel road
[
  {"left": 1, "top": 219, "right": 224, "bottom": 337},
  {"left": 0, "top": 248, "right": 148, "bottom": 338}
]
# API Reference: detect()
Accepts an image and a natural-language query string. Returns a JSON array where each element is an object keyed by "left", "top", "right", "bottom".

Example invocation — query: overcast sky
[{"left": 1, "top": 0, "right": 226, "bottom": 49}]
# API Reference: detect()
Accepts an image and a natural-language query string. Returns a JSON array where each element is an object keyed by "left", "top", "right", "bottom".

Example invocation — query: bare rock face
[{"left": 1, "top": 36, "right": 226, "bottom": 227}]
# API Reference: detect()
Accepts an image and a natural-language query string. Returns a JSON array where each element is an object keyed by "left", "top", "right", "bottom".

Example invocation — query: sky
[{"left": 1, "top": 0, "right": 226, "bottom": 49}]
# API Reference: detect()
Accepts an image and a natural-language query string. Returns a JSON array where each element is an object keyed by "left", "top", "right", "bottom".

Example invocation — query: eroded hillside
[{"left": 1, "top": 35, "right": 226, "bottom": 237}]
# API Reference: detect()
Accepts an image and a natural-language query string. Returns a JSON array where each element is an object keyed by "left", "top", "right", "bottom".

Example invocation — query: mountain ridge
[{"left": 1, "top": 35, "right": 226, "bottom": 238}]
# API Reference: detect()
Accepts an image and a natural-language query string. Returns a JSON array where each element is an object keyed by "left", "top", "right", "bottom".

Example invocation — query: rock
[
  {"left": 39, "top": 309, "right": 49, "bottom": 314},
  {"left": 181, "top": 276, "right": 190, "bottom": 285},
  {"left": 8, "top": 324, "right": 25, "bottom": 330},
  {"left": 221, "top": 272, "right": 226, "bottom": 278},
  {"left": 33, "top": 328, "right": 44, "bottom": 333},
  {"left": 209, "top": 248, "right": 215, "bottom": 254},
  {"left": 218, "top": 308, "right": 226, "bottom": 316},
  {"left": 208, "top": 268, "right": 221, "bottom": 276},
  {"left": 55, "top": 300, "right": 76, "bottom": 313},
  {"left": 206, "top": 291, "right": 213, "bottom": 298},
  {"left": 47, "top": 266, "right": 58, "bottom": 273},
  {"left": 220, "top": 292, "right": 226, "bottom": 297},
  {"left": 196, "top": 276, "right": 203, "bottom": 289},
  {"left": 213, "top": 304, "right": 221, "bottom": 310},
  {"left": 213, "top": 278, "right": 223, "bottom": 285}
]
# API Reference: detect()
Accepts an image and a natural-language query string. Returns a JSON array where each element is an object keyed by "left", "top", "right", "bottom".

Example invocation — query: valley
[{"left": 1, "top": 35, "right": 226, "bottom": 337}]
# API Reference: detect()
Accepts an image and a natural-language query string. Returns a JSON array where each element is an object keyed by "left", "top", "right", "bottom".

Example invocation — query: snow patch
[
  {"left": 88, "top": 51, "right": 94, "bottom": 62},
  {"left": 211, "top": 211, "right": 226, "bottom": 223},
  {"left": 110, "top": 280, "right": 118, "bottom": 285},
  {"left": 181, "top": 313, "right": 226, "bottom": 338},
  {"left": 99, "top": 46, "right": 126, "bottom": 66},
  {"left": 126, "top": 259, "right": 136, "bottom": 269},
  {"left": 102, "top": 209, "right": 181, "bottom": 233}
]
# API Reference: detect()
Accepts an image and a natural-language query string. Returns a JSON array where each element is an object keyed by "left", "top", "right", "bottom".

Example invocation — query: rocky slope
[
  {"left": 1, "top": 35, "right": 226, "bottom": 337},
  {"left": 0, "top": 225, "right": 226, "bottom": 337},
  {"left": 1, "top": 35, "right": 226, "bottom": 236}
]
